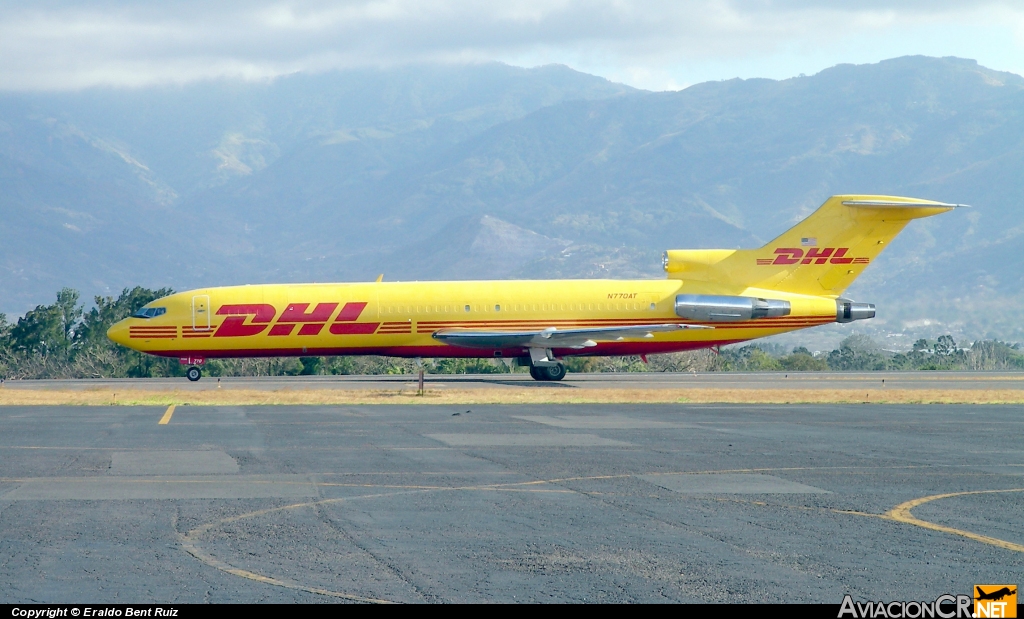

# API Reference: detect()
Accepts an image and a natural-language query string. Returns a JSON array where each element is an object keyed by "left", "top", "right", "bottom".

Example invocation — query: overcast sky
[{"left": 1, "top": 1, "right": 1022, "bottom": 91}]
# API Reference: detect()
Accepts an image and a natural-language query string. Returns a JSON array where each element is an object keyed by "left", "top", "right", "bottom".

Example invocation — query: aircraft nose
[{"left": 106, "top": 319, "right": 131, "bottom": 347}]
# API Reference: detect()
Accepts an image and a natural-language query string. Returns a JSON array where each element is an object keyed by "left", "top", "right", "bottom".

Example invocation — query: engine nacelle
[
  {"left": 674, "top": 294, "right": 791, "bottom": 322},
  {"left": 835, "top": 299, "right": 875, "bottom": 323}
]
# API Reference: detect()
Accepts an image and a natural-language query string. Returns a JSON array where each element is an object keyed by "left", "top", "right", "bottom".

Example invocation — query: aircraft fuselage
[{"left": 106, "top": 278, "right": 837, "bottom": 361}]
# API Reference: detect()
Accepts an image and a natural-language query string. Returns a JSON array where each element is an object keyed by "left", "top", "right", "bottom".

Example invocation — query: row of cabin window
[{"left": 382, "top": 302, "right": 659, "bottom": 314}]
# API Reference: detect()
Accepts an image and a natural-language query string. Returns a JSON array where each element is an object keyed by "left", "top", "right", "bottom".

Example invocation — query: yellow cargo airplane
[{"left": 107, "top": 195, "right": 959, "bottom": 381}]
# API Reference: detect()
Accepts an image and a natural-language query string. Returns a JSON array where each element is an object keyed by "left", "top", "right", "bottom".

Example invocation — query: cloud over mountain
[{"left": 1, "top": 1, "right": 1021, "bottom": 90}]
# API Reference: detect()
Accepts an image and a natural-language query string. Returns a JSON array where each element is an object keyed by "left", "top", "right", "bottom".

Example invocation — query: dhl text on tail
[{"left": 107, "top": 195, "right": 961, "bottom": 381}]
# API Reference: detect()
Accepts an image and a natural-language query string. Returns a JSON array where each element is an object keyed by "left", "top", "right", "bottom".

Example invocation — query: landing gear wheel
[
  {"left": 186, "top": 366, "right": 202, "bottom": 382},
  {"left": 540, "top": 363, "right": 567, "bottom": 381},
  {"left": 529, "top": 363, "right": 566, "bottom": 381}
]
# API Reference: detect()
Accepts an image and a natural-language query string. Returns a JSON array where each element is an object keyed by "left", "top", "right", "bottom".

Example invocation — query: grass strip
[{"left": 0, "top": 388, "right": 1022, "bottom": 406}]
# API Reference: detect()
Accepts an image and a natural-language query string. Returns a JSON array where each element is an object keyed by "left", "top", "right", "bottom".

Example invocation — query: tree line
[
  {"left": 712, "top": 334, "right": 1024, "bottom": 372},
  {"left": 0, "top": 287, "right": 1021, "bottom": 379},
  {"left": 0, "top": 287, "right": 179, "bottom": 379}
]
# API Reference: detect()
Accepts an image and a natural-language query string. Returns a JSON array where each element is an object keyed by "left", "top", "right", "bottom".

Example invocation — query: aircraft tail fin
[{"left": 663, "top": 195, "right": 961, "bottom": 296}]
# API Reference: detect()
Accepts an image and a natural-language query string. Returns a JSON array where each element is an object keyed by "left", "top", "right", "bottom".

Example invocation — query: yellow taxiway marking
[
  {"left": 883, "top": 488, "right": 1024, "bottom": 553},
  {"left": 158, "top": 405, "right": 175, "bottom": 425},
  {"left": 177, "top": 492, "right": 406, "bottom": 603},
  {"left": 178, "top": 531, "right": 393, "bottom": 603},
  {"left": 174, "top": 470, "right": 1024, "bottom": 602},
  {"left": 176, "top": 476, "right": 628, "bottom": 602}
]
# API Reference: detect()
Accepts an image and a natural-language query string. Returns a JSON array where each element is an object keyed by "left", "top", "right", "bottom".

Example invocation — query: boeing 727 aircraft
[{"left": 107, "top": 195, "right": 958, "bottom": 381}]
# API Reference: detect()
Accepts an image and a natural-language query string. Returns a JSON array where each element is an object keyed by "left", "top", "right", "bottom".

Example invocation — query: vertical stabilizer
[{"left": 663, "top": 195, "right": 960, "bottom": 296}]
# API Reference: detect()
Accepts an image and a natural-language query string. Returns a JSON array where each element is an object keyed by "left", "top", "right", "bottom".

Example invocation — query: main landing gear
[
  {"left": 186, "top": 366, "right": 202, "bottom": 382},
  {"left": 529, "top": 364, "right": 566, "bottom": 381},
  {"left": 523, "top": 348, "right": 567, "bottom": 381}
]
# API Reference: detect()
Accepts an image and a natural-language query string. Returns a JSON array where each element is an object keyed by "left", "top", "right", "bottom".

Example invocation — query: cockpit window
[{"left": 131, "top": 307, "right": 167, "bottom": 319}]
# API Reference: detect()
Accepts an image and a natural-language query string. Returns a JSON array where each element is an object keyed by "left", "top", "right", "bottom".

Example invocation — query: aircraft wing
[{"left": 431, "top": 323, "right": 710, "bottom": 350}]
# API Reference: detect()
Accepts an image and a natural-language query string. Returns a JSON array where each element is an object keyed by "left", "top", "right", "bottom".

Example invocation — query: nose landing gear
[{"left": 179, "top": 357, "right": 206, "bottom": 382}]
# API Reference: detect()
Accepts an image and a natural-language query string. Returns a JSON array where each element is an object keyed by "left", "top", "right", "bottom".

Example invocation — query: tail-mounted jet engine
[
  {"left": 835, "top": 299, "right": 875, "bottom": 323},
  {"left": 675, "top": 294, "right": 791, "bottom": 322}
]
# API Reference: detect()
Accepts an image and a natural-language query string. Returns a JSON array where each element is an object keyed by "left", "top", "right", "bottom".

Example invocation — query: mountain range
[{"left": 2, "top": 56, "right": 1022, "bottom": 344}]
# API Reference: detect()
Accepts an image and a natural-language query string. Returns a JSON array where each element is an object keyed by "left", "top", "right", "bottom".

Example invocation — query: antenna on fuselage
[{"left": 375, "top": 274, "right": 384, "bottom": 283}]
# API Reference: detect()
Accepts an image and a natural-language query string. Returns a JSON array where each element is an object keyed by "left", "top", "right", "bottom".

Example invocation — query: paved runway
[
  {"left": 1, "top": 402, "right": 1022, "bottom": 603},
  {"left": 5, "top": 370, "right": 1024, "bottom": 391}
]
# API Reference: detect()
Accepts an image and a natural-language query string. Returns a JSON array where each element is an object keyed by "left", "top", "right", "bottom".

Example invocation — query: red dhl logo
[
  {"left": 756, "top": 248, "right": 870, "bottom": 266},
  {"left": 213, "top": 302, "right": 377, "bottom": 338}
]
